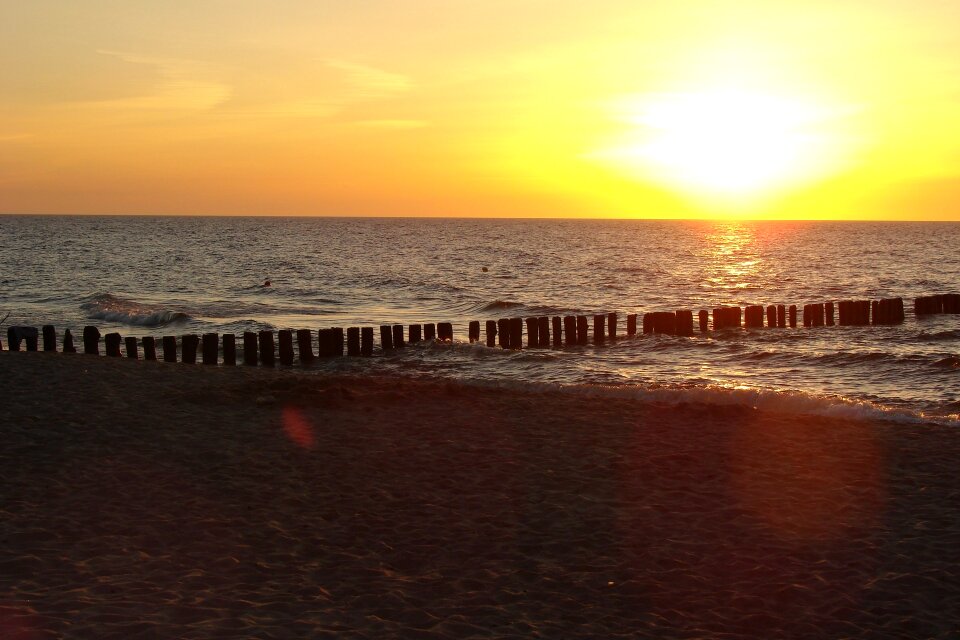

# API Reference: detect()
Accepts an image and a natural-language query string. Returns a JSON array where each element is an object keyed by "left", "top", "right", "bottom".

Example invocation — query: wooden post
[
  {"left": 871, "top": 301, "right": 881, "bottom": 326},
  {"left": 297, "top": 329, "right": 315, "bottom": 363},
  {"left": 765, "top": 305, "right": 776, "bottom": 328},
  {"left": 347, "top": 327, "right": 360, "bottom": 356},
  {"left": 361, "top": 327, "right": 374, "bottom": 356},
  {"left": 509, "top": 317, "right": 523, "bottom": 349},
  {"left": 42, "top": 325, "right": 56, "bottom": 352},
  {"left": 277, "top": 330, "right": 294, "bottom": 365},
  {"left": 539, "top": 317, "right": 550, "bottom": 347},
  {"left": 380, "top": 325, "right": 393, "bottom": 351},
  {"left": 468, "top": 320, "right": 481, "bottom": 343},
  {"left": 424, "top": 323, "right": 436, "bottom": 341},
  {"left": 676, "top": 310, "right": 694, "bottom": 336},
  {"left": 803, "top": 304, "right": 812, "bottom": 328},
  {"left": 695, "top": 310, "right": 706, "bottom": 332},
  {"left": 222, "top": 334, "right": 236, "bottom": 365},
  {"left": 893, "top": 297, "right": 906, "bottom": 323},
  {"left": 142, "top": 336, "right": 156, "bottom": 360},
  {"left": 552, "top": 316, "right": 562, "bottom": 347},
  {"left": 125, "top": 337, "right": 138, "bottom": 360},
  {"left": 789, "top": 305, "right": 797, "bottom": 328},
  {"left": 83, "top": 326, "right": 101, "bottom": 355},
  {"left": 711, "top": 308, "right": 723, "bottom": 331},
  {"left": 525, "top": 317, "right": 538, "bottom": 349},
  {"left": 316, "top": 329, "right": 331, "bottom": 357},
  {"left": 408, "top": 324, "right": 422, "bottom": 343},
  {"left": 564, "top": 316, "right": 576, "bottom": 346},
  {"left": 486, "top": 320, "right": 497, "bottom": 347},
  {"left": 202, "top": 333, "right": 218, "bottom": 365},
  {"left": 392, "top": 324, "right": 405, "bottom": 348},
  {"left": 628, "top": 313, "right": 638, "bottom": 336},
  {"left": 182, "top": 334, "right": 199, "bottom": 364},
  {"left": 104, "top": 333, "right": 122, "bottom": 357},
  {"left": 825, "top": 302, "right": 835, "bottom": 326},
  {"left": 777, "top": 304, "right": 786, "bottom": 328},
  {"left": 63, "top": 329, "right": 76, "bottom": 353},
  {"left": 944, "top": 294, "right": 960, "bottom": 313},
  {"left": 243, "top": 332, "right": 258, "bottom": 365},
  {"left": 6, "top": 327, "right": 20, "bottom": 351},
  {"left": 593, "top": 314, "right": 605, "bottom": 343},
  {"left": 258, "top": 331, "right": 275, "bottom": 366},
  {"left": 162, "top": 336, "right": 177, "bottom": 363},
  {"left": 576, "top": 316, "right": 588, "bottom": 345},
  {"left": 745, "top": 305, "right": 764, "bottom": 328},
  {"left": 607, "top": 312, "right": 617, "bottom": 340},
  {"left": 24, "top": 328, "right": 38, "bottom": 351},
  {"left": 437, "top": 322, "right": 453, "bottom": 342},
  {"left": 332, "top": 328, "right": 345, "bottom": 356},
  {"left": 643, "top": 313, "right": 653, "bottom": 333},
  {"left": 859, "top": 300, "right": 871, "bottom": 325},
  {"left": 498, "top": 319, "right": 510, "bottom": 349}
]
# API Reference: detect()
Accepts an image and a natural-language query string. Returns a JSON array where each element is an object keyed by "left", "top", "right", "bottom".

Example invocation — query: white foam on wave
[{"left": 80, "top": 294, "right": 190, "bottom": 327}]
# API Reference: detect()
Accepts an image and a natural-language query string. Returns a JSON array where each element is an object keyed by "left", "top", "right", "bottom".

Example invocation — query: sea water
[{"left": 2, "top": 215, "right": 958, "bottom": 422}]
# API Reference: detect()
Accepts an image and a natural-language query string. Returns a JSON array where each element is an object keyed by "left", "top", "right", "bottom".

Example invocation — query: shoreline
[{"left": 2, "top": 351, "right": 959, "bottom": 638}]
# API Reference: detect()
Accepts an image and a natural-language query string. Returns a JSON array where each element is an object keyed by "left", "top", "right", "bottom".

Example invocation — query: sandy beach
[{"left": 1, "top": 350, "right": 958, "bottom": 639}]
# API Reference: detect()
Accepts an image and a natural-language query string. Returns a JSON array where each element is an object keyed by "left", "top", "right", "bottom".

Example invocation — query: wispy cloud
[{"left": 326, "top": 60, "right": 413, "bottom": 98}]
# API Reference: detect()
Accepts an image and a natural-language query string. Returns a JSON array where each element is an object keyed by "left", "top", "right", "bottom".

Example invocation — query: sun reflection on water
[{"left": 702, "top": 222, "right": 762, "bottom": 296}]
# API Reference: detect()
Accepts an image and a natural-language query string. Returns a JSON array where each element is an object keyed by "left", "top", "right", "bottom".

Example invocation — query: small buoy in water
[
  {"left": 481, "top": 267, "right": 488, "bottom": 272},
  {"left": 263, "top": 279, "right": 271, "bottom": 287}
]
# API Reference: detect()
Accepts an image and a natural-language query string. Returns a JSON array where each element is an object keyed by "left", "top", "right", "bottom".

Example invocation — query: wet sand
[{"left": 1, "top": 350, "right": 959, "bottom": 639}]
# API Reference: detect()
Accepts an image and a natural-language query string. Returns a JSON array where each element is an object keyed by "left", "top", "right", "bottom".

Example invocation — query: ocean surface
[{"left": 2, "top": 215, "right": 959, "bottom": 423}]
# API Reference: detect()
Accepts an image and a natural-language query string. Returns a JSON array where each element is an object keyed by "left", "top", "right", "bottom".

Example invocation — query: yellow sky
[{"left": 2, "top": 1, "right": 960, "bottom": 219}]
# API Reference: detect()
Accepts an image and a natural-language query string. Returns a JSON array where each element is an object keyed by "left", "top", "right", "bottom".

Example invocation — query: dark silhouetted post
[
  {"left": 258, "top": 331, "right": 275, "bottom": 366},
  {"left": 409, "top": 324, "right": 422, "bottom": 343},
  {"left": 437, "top": 323, "right": 453, "bottom": 342},
  {"left": 278, "top": 330, "right": 294, "bottom": 365},
  {"left": 361, "top": 327, "right": 374, "bottom": 356},
  {"left": 243, "top": 332, "right": 258, "bottom": 365},
  {"left": 607, "top": 312, "right": 617, "bottom": 339},
  {"left": 83, "top": 326, "right": 101, "bottom": 355},
  {"left": 776, "top": 304, "right": 786, "bottom": 328},
  {"left": 564, "top": 316, "right": 576, "bottom": 346},
  {"left": 676, "top": 310, "right": 694, "bottom": 336},
  {"left": 142, "top": 336, "right": 156, "bottom": 360},
  {"left": 745, "top": 305, "right": 764, "bottom": 328},
  {"left": 42, "top": 325, "right": 56, "bottom": 352},
  {"left": 380, "top": 325, "right": 393, "bottom": 351},
  {"left": 628, "top": 313, "right": 638, "bottom": 336},
  {"left": 332, "top": 327, "right": 344, "bottom": 356},
  {"left": 498, "top": 318, "right": 510, "bottom": 349},
  {"left": 486, "top": 320, "right": 497, "bottom": 347},
  {"left": 298, "top": 329, "right": 315, "bottom": 363},
  {"left": 789, "top": 305, "right": 797, "bottom": 328},
  {"left": 347, "top": 327, "right": 360, "bottom": 356},
  {"left": 392, "top": 324, "right": 405, "bottom": 348},
  {"left": 825, "top": 302, "right": 835, "bottom": 326},
  {"left": 539, "top": 317, "right": 550, "bottom": 347},
  {"left": 8, "top": 328, "right": 22, "bottom": 351},
  {"left": 222, "top": 334, "right": 236, "bottom": 365},
  {"left": 63, "top": 329, "right": 76, "bottom": 353},
  {"left": 202, "top": 333, "right": 218, "bottom": 365},
  {"left": 593, "top": 314, "right": 605, "bottom": 343},
  {"left": 424, "top": 323, "right": 436, "bottom": 341},
  {"left": 552, "top": 316, "right": 562, "bottom": 347},
  {"left": 802, "top": 304, "right": 812, "bottom": 328},
  {"left": 182, "top": 334, "right": 199, "bottom": 364},
  {"left": 125, "top": 337, "right": 138, "bottom": 360},
  {"left": 469, "top": 321, "right": 480, "bottom": 343},
  {"left": 576, "top": 316, "right": 588, "bottom": 344},
  {"left": 526, "top": 317, "right": 538, "bottom": 349},
  {"left": 104, "top": 333, "right": 122, "bottom": 357},
  {"left": 162, "top": 336, "right": 177, "bottom": 363},
  {"left": 509, "top": 317, "right": 523, "bottom": 349}
]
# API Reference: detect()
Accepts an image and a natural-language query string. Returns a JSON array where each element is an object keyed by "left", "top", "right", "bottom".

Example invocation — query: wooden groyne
[{"left": 3, "top": 293, "right": 956, "bottom": 365}]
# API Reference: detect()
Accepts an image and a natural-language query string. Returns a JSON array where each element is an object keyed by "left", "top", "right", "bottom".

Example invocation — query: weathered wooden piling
[
  {"left": 243, "top": 332, "right": 258, "bottom": 365},
  {"left": 162, "top": 336, "right": 177, "bottom": 363},
  {"left": 564, "top": 316, "right": 576, "bottom": 346},
  {"left": 744, "top": 305, "right": 764, "bottom": 328},
  {"left": 142, "top": 336, "right": 156, "bottom": 360},
  {"left": 712, "top": 307, "right": 740, "bottom": 330},
  {"left": 648, "top": 311, "right": 678, "bottom": 335},
  {"left": 258, "top": 331, "right": 275, "bottom": 366},
  {"left": 593, "top": 314, "right": 605, "bottom": 343},
  {"left": 765, "top": 305, "right": 775, "bottom": 328},
  {"left": 628, "top": 313, "right": 638, "bottom": 336},
  {"left": 125, "top": 337, "right": 138, "bottom": 360},
  {"left": 424, "top": 323, "right": 436, "bottom": 341},
  {"left": 105, "top": 333, "right": 122, "bottom": 357},
  {"left": 222, "top": 334, "right": 236, "bottom": 365},
  {"left": 825, "top": 302, "right": 835, "bottom": 326},
  {"left": 873, "top": 297, "right": 905, "bottom": 325},
  {"left": 42, "top": 325, "right": 56, "bottom": 352},
  {"left": 607, "top": 312, "right": 617, "bottom": 339},
  {"left": 346, "top": 327, "right": 361, "bottom": 356},
  {"left": 509, "top": 317, "right": 523, "bottom": 349},
  {"left": 858, "top": 300, "right": 871, "bottom": 325},
  {"left": 202, "top": 333, "right": 218, "bottom": 365},
  {"left": 409, "top": 324, "right": 422, "bottom": 343},
  {"left": 83, "top": 326, "right": 101, "bottom": 355},
  {"left": 438, "top": 322, "right": 453, "bottom": 342},
  {"left": 813, "top": 303, "right": 825, "bottom": 327},
  {"left": 63, "top": 329, "right": 76, "bottom": 353},
  {"left": 468, "top": 320, "right": 480, "bottom": 343},
  {"left": 675, "top": 310, "right": 694, "bottom": 336},
  {"left": 789, "top": 305, "right": 797, "bottom": 328},
  {"left": 945, "top": 294, "right": 960, "bottom": 313},
  {"left": 298, "top": 329, "right": 315, "bottom": 362},
  {"left": 538, "top": 317, "right": 550, "bottom": 347},
  {"left": 380, "top": 325, "right": 393, "bottom": 350},
  {"left": 318, "top": 328, "right": 345, "bottom": 357},
  {"left": 6, "top": 328, "right": 19, "bottom": 351},
  {"left": 182, "top": 334, "right": 199, "bottom": 364},
  {"left": 486, "top": 320, "right": 497, "bottom": 347},
  {"left": 361, "top": 327, "right": 374, "bottom": 356},
  {"left": 278, "top": 330, "right": 294, "bottom": 365},
  {"left": 552, "top": 316, "right": 562, "bottom": 347},
  {"left": 498, "top": 318, "right": 510, "bottom": 349},
  {"left": 698, "top": 310, "right": 708, "bottom": 333},
  {"left": 777, "top": 304, "right": 786, "bottom": 328},
  {"left": 840, "top": 300, "right": 871, "bottom": 326},
  {"left": 802, "top": 304, "right": 812, "bottom": 328},
  {"left": 392, "top": 324, "right": 405, "bottom": 348},
  {"left": 576, "top": 316, "right": 589, "bottom": 344},
  {"left": 526, "top": 318, "right": 539, "bottom": 348},
  {"left": 870, "top": 301, "right": 880, "bottom": 325}
]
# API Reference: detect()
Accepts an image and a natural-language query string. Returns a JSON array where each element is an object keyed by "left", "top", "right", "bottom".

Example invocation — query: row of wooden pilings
[{"left": 3, "top": 294, "right": 957, "bottom": 364}]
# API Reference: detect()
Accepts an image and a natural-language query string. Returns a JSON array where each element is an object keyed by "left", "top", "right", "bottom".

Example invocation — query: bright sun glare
[{"left": 594, "top": 88, "right": 846, "bottom": 202}]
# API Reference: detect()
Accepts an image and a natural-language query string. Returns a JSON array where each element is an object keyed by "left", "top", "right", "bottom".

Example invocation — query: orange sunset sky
[{"left": 2, "top": 1, "right": 960, "bottom": 219}]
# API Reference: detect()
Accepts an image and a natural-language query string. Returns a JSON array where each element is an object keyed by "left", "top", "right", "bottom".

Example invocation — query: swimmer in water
[{"left": 262, "top": 279, "right": 271, "bottom": 287}]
